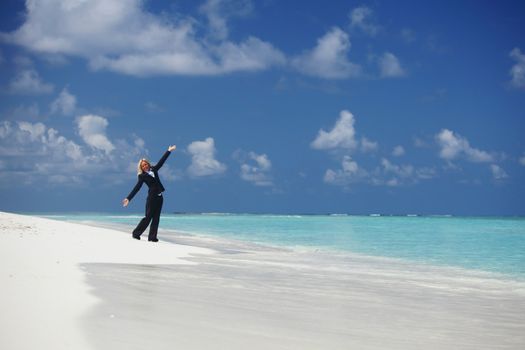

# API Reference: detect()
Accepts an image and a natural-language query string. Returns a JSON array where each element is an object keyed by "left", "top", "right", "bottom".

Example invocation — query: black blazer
[{"left": 126, "top": 151, "right": 171, "bottom": 201}]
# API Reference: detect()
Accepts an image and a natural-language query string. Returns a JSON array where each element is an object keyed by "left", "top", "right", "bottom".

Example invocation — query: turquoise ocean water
[{"left": 40, "top": 213, "right": 525, "bottom": 280}]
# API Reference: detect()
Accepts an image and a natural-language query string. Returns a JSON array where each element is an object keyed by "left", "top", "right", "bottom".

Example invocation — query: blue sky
[{"left": 0, "top": 0, "right": 524, "bottom": 215}]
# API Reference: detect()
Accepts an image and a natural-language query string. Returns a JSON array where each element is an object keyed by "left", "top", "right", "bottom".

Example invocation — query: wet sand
[
  {"left": 1, "top": 211, "right": 524, "bottom": 349},
  {"left": 83, "top": 231, "right": 525, "bottom": 350}
]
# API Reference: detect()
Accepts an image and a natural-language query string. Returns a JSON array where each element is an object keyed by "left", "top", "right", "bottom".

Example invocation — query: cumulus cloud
[
  {"left": 8, "top": 69, "right": 54, "bottom": 94},
  {"left": 239, "top": 151, "right": 273, "bottom": 186},
  {"left": 378, "top": 52, "right": 405, "bottom": 78},
  {"left": 0, "top": 120, "right": 84, "bottom": 185},
  {"left": 490, "top": 164, "right": 508, "bottom": 180},
  {"left": 50, "top": 87, "right": 77, "bottom": 115},
  {"left": 376, "top": 158, "right": 436, "bottom": 186},
  {"left": 509, "top": 47, "right": 525, "bottom": 88},
  {"left": 292, "top": 27, "right": 361, "bottom": 79},
  {"left": 0, "top": 116, "right": 149, "bottom": 187},
  {"left": 76, "top": 115, "right": 115, "bottom": 154},
  {"left": 311, "top": 110, "right": 358, "bottom": 150},
  {"left": 360, "top": 137, "right": 378, "bottom": 153},
  {"left": 324, "top": 155, "right": 364, "bottom": 186},
  {"left": 187, "top": 137, "right": 226, "bottom": 177},
  {"left": 4, "top": 0, "right": 284, "bottom": 77},
  {"left": 436, "top": 129, "right": 493, "bottom": 163},
  {"left": 311, "top": 110, "right": 378, "bottom": 152},
  {"left": 312, "top": 110, "right": 438, "bottom": 188},
  {"left": 381, "top": 158, "right": 414, "bottom": 178},
  {"left": 199, "top": 0, "right": 253, "bottom": 41},
  {"left": 349, "top": 6, "right": 380, "bottom": 36},
  {"left": 413, "top": 137, "right": 428, "bottom": 148},
  {"left": 213, "top": 37, "right": 286, "bottom": 73},
  {"left": 392, "top": 145, "right": 405, "bottom": 157},
  {"left": 0, "top": 114, "right": 149, "bottom": 187}
]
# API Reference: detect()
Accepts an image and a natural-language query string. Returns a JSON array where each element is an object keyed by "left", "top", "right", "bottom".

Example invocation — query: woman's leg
[
  {"left": 148, "top": 195, "right": 164, "bottom": 241},
  {"left": 132, "top": 197, "right": 154, "bottom": 239}
]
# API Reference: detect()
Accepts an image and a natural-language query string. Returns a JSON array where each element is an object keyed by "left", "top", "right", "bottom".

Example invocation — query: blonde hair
[{"left": 137, "top": 158, "right": 151, "bottom": 175}]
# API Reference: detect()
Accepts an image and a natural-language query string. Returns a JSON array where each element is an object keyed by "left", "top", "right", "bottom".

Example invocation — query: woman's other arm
[
  {"left": 122, "top": 176, "right": 144, "bottom": 206},
  {"left": 153, "top": 145, "right": 176, "bottom": 170}
]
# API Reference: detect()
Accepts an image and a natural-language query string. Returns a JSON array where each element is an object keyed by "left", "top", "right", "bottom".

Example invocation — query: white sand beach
[
  {"left": 1, "top": 211, "right": 525, "bottom": 350},
  {"left": 0, "top": 212, "right": 211, "bottom": 350}
]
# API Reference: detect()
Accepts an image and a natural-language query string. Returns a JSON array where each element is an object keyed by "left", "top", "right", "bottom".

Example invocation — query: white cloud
[
  {"left": 413, "top": 137, "right": 428, "bottom": 148},
  {"left": 385, "top": 178, "right": 400, "bottom": 187},
  {"left": 0, "top": 122, "right": 10, "bottom": 139},
  {"left": 311, "top": 110, "right": 358, "bottom": 150},
  {"left": 509, "top": 47, "right": 525, "bottom": 88},
  {"left": 381, "top": 158, "right": 414, "bottom": 178},
  {"left": 134, "top": 136, "right": 145, "bottom": 149},
  {"left": 378, "top": 158, "right": 436, "bottom": 186},
  {"left": 17, "top": 121, "right": 47, "bottom": 143},
  {"left": 199, "top": 0, "right": 253, "bottom": 41},
  {"left": 360, "top": 137, "right": 378, "bottom": 153},
  {"left": 0, "top": 120, "right": 81, "bottom": 162},
  {"left": 490, "top": 164, "right": 508, "bottom": 180},
  {"left": 50, "top": 87, "right": 77, "bottom": 115},
  {"left": 8, "top": 69, "right": 54, "bottom": 94},
  {"left": 436, "top": 129, "right": 493, "bottom": 163},
  {"left": 213, "top": 37, "right": 286, "bottom": 73},
  {"left": 89, "top": 35, "right": 285, "bottom": 76},
  {"left": 323, "top": 155, "right": 369, "bottom": 187},
  {"left": 520, "top": 154, "right": 525, "bottom": 166},
  {"left": 144, "top": 102, "right": 164, "bottom": 113},
  {"left": 76, "top": 115, "right": 115, "bottom": 154},
  {"left": 239, "top": 151, "right": 273, "bottom": 186},
  {"left": 4, "top": 0, "right": 284, "bottom": 77},
  {"left": 349, "top": 6, "right": 379, "bottom": 36},
  {"left": 0, "top": 117, "right": 147, "bottom": 187},
  {"left": 414, "top": 167, "right": 437, "bottom": 180},
  {"left": 392, "top": 145, "right": 405, "bottom": 157},
  {"left": 312, "top": 111, "right": 437, "bottom": 188},
  {"left": 292, "top": 27, "right": 361, "bottom": 79},
  {"left": 324, "top": 155, "right": 436, "bottom": 188},
  {"left": 187, "top": 137, "right": 226, "bottom": 177},
  {"left": 0, "top": 120, "right": 84, "bottom": 184},
  {"left": 378, "top": 52, "right": 405, "bottom": 78}
]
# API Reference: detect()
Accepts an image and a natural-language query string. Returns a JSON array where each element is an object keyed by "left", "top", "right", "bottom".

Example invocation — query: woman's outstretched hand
[
  {"left": 168, "top": 145, "right": 176, "bottom": 152},
  {"left": 122, "top": 198, "right": 129, "bottom": 207}
]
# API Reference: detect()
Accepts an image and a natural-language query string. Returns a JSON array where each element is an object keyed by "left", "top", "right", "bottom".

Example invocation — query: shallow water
[
  {"left": 81, "top": 235, "right": 525, "bottom": 350},
  {"left": 41, "top": 213, "right": 525, "bottom": 279}
]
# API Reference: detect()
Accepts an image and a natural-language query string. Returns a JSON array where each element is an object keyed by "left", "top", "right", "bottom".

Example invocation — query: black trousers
[{"left": 133, "top": 194, "right": 164, "bottom": 240}]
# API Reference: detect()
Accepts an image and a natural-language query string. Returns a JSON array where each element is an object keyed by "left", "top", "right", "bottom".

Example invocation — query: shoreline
[
  {"left": 2, "top": 211, "right": 525, "bottom": 349},
  {"left": 38, "top": 213, "right": 525, "bottom": 283}
]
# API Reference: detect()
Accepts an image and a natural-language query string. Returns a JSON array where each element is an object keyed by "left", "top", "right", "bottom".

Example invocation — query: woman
[{"left": 122, "top": 145, "right": 176, "bottom": 242}]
